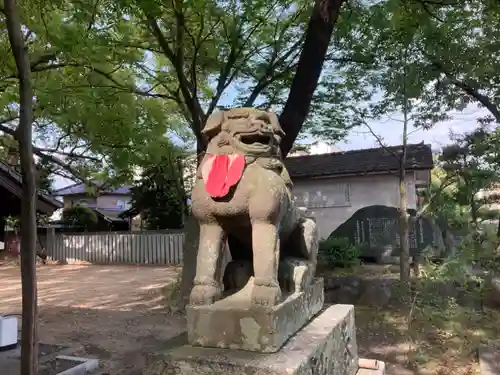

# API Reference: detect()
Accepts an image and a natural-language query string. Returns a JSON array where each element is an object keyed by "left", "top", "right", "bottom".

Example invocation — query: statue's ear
[
  {"left": 268, "top": 111, "right": 285, "bottom": 140},
  {"left": 202, "top": 110, "right": 225, "bottom": 140}
]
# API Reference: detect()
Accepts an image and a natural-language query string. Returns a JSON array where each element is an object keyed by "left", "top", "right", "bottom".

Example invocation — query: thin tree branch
[
  {"left": 34, "top": 147, "right": 102, "bottom": 163},
  {"left": 145, "top": 14, "right": 205, "bottom": 138},
  {"left": 184, "top": 12, "right": 206, "bottom": 95},
  {"left": 413, "top": 0, "right": 446, "bottom": 22},
  {"left": 244, "top": 37, "right": 304, "bottom": 107},
  {"left": 0, "top": 122, "right": 87, "bottom": 181},
  {"left": 0, "top": 115, "right": 19, "bottom": 126},
  {"left": 0, "top": 53, "right": 61, "bottom": 80},
  {"left": 363, "top": 122, "right": 401, "bottom": 174},
  {"left": 5, "top": 54, "right": 179, "bottom": 101},
  {"left": 87, "top": 0, "right": 100, "bottom": 31},
  {"left": 205, "top": 7, "right": 277, "bottom": 119},
  {"left": 429, "top": 59, "right": 500, "bottom": 123}
]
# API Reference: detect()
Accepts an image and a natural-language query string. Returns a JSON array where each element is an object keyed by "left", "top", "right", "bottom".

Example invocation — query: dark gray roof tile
[{"left": 284, "top": 143, "right": 433, "bottom": 179}]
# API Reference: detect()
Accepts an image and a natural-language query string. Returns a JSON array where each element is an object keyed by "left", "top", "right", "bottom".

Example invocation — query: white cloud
[
  {"left": 309, "top": 142, "right": 338, "bottom": 154},
  {"left": 337, "top": 104, "right": 488, "bottom": 152}
]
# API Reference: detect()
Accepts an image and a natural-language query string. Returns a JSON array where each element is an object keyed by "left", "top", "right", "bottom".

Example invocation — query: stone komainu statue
[{"left": 189, "top": 107, "right": 318, "bottom": 307}]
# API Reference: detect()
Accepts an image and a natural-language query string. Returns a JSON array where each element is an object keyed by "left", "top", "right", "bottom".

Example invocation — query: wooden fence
[{"left": 42, "top": 230, "right": 185, "bottom": 265}]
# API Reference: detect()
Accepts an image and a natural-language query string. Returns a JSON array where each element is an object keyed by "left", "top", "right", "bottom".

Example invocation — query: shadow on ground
[
  {"left": 35, "top": 302, "right": 498, "bottom": 375},
  {"left": 318, "top": 264, "right": 500, "bottom": 375},
  {"left": 36, "top": 306, "right": 186, "bottom": 375},
  {"left": 2, "top": 264, "right": 499, "bottom": 375},
  {"left": 0, "top": 265, "right": 181, "bottom": 313},
  {"left": 352, "top": 292, "right": 500, "bottom": 375},
  {"left": 0, "top": 265, "right": 185, "bottom": 375}
]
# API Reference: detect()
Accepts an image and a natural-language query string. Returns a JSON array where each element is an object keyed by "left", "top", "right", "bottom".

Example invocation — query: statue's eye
[
  {"left": 256, "top": 115, "right": 269, "bottom": 123},
  {"left": 227, "top": 115, "right": 247, "bottom": 120}
]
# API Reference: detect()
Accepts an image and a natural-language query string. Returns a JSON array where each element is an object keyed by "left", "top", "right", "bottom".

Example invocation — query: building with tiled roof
[
  {"left": 284, "top": 143, "right": 434, "bottom": 239},
  {"left": 52, "top": 182, "right": 133, "bottom": 228}
]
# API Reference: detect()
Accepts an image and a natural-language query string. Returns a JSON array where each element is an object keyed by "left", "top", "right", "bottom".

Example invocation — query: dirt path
[
  {"left": 2, "top": 264, "right": 497, "bottom": 375},
  {"left": 0, "top": 265, "right": 185, "bottom": 375}
]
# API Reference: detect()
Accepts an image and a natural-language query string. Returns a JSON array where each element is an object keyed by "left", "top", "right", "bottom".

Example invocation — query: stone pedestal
[
  {"left": 187, "top": 277, "right": 324, "bottom": 353},
  {"left": 146, "top": 304, "right": 359, "bottom": 375}
]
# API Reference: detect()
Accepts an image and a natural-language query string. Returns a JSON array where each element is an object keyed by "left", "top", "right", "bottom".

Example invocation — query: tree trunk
[
  {"left": 399, "top": 176, "right": 411, "bottom": 283},
  {"left": 179, "top": 0, "right": 346, "bottom": 305},
  {"left": 278, "top": 0, "right": 345, "bottom": 156},
  {"left": 470, "top": 198, "right": 478, "bottom": 227},
  {"left": 443, "top": 228, "right": 457, "bottom": 257},
  {"left": 398, "top": 47, "right": 411, "bottom": 285},
  {"left": 4, "top": 1, "right": 39, "bottom": 374}
]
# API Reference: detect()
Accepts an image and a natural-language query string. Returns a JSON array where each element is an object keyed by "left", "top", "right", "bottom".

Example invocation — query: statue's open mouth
[{"left": 238, "top": 133, "right": 272, "bottom": 147}]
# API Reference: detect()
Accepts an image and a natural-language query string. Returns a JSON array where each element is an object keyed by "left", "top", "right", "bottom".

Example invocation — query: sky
[
  {"left": 213, "top": 78, "right": 488, "bottom": 153},
  {"left": 335, "top": 104, "right": 486, "bottom": 152},
  {"left": 52, "top": 94, "right": 488, "bottom": 190}
]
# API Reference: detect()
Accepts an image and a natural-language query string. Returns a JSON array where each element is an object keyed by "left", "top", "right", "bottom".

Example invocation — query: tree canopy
[
  {"left": 129, "top": 140, "right": 187, "bottom": 230},
  {"left": 49, "top": 0, "right": 354, "bottom": 153},
  {"left": 2, "top": 0, "right": 500, "bottom": 188},
  {"left": 0, "top": 0, "right": 180, "bottom": 183},
  {"left": 323, "top": 0, "right": 500, "bottom": 135},
  {"left": 440, "top": 127, "right": 500, "bottom": 224},
  {"left": 1, "top": 0, "right": 349, "bottom": 184}
]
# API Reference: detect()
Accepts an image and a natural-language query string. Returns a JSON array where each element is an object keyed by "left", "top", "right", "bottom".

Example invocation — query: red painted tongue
[{"left": 205, "top": 154, "right": 245, "bottom": 198}]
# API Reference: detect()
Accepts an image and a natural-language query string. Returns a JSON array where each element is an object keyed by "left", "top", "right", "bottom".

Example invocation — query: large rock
[
  {"left": 187, "top": 277, "right": 324, "bottom": 353},
  {"left": 327, "top": 205, "right": 437, "bottom": 259},
  {"left": 146, "top": 304, "right": 359, "bottom": 375}
]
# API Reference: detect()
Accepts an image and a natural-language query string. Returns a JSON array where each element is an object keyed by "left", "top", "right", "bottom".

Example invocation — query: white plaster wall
[
  {"left": 97, "top": 194, "right": 131, "bottom": 210},
  {"left": 292, "top": 173, "right": 417, "bottom": 239}
]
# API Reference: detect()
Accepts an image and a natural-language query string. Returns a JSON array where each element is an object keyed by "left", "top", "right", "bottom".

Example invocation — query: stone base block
[
  {"left": 186, "top": 277, "right": 324, "bottom": 353},
  {"left": 147, "top": 304, "right": 358, "bottom": 375}
]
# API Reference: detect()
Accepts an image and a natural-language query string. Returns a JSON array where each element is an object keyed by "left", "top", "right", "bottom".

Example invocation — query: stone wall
[{"left": 322, "top": 273, "right": 483, "bottom": 310}]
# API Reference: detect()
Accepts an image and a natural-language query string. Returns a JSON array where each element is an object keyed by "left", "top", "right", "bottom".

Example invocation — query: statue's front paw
[
  {"left": 251, "top": 283, "right": 281, "bottom": 307},
  {"left": 293, "top": 265, "right": 312, "bottom": 293},
  {"left": 189, "top": 284, "right": 222, "bottom": 306}
]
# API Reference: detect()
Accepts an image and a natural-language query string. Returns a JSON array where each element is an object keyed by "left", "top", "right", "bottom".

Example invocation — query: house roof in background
[
  {"left": 284, "top": 143, "right": 434, "bottom": 179},
  {"left": 52, "top": 182, "right": 132, "bottom": 196},
  {"left": 93, "top": 208, "right": 128, "bottom": 222},
  {"left": 0, "top": 160, "right": 63, "bottom": 213}
]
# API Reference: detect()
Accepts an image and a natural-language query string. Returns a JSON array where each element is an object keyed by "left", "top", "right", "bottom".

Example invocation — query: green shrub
[
  {"left": 61, "top": 205, "right": 98, "bottom": 231},
  {"left": 319, "top": 237, "right": 361, "bottom": 268}
]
